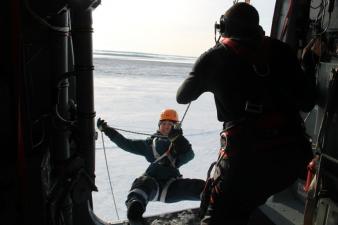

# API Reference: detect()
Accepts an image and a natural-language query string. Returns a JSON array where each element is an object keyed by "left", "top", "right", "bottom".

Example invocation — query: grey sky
[{"left": 93, "top": 0, "right": 276, "bottom": 57}]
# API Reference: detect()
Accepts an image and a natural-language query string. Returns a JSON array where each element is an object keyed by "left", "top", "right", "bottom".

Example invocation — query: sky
[{"left": 93, "top": 0, "right": 276, "bottom": 57}]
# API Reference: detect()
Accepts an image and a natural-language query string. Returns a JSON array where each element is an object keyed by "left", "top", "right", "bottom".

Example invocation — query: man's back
[{"left": 177, "top": 37, "right": 316, "bottom": 123}]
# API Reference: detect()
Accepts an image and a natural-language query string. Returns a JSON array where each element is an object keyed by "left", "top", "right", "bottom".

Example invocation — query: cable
[
  {"left": 24, "top": 0, "right": 70, "bottom": 32},
  {"left": 32, "top": 114, "right": 49, "bottom": 149},
  {"left": 110, "top": 127, "right": 167, "bottom": 138},
  {"left": 179, "top": 102, "right": 191, "bottom": 126},
  {"left": 315, "top": 0, "right": 334, "bottom": 36},
  {"left": 303, "top": 112, "right": 311, "bottom": 122},
  {"left": 100, "top": 132, "right": 120, "bottom": 221},
  {"left": 54, "top": 105, "right": 75, "bottom": 126},
  {"left": 311, "top": 0, "right": 323, "bottom": 9},
  {"left": 54, "top": 72, "right": 77, "bottom": 126},
  {"left": 315, "top": 13, "right": 331, "bottom": 36}
]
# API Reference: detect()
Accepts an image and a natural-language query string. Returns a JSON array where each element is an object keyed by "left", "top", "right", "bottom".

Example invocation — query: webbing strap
[
  {"left": 221, "top": 37, "right": 269, "bottom": 66},
  {"left": 160, "top": 178, "right": 177, "bottom": 202},
  {"left": 151, "top": 137, "right": 161, "bottom": 159},
  {"left": 129, "top": 188, "right": 149, "bottom": 204},
  {"left": 221, "top": 38, "right": 249, "bottom": 57},
  {"left": 152, "top": 181, "right": 160, "bottom": 202},
  {"left": 152, "top": 143, "right": 176, "bottom": 168}
]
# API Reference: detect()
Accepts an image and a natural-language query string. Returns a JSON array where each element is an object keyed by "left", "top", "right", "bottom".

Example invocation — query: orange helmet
[{"left": 159, "top": 109, "right": 179, "bottom": 122}]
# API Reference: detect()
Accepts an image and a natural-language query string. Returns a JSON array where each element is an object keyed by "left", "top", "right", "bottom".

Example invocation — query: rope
[
  {"left": 111, "top": 127, "right": 166, "bottom": 138},
  {"left": 24, "top": 0, "right": 70, "bottom": 32},
  {"left": 179, "top": 102, "right": 191, "bottom": 126},
  {"left": 100, "top": 132, "right": 120, "bottom": 220}
]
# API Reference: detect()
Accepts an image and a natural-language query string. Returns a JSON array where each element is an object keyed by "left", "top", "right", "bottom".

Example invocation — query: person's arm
[
  {"left": 171, "top": 135, "right": 194, "bottom": 168},
  {"left": 103, "top": 127, "right": 149, "bottom": 156},
  {"left": 176, "top": 51, "right": 210, "bottom": 104},
  {"left": 97, "top": 119, "right": 150, "bottom": 157}
]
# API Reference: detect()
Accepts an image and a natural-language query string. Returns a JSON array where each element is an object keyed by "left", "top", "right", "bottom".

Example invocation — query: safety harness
[
  {"left": 222, "top": 37, "right": 273, "bottom": 117},
  {"left": 151, "top": 138, "right": 176, "bottom": 168},
  {"left": 150, "top": 137, "right": 179, "bottom": 202},
  {"left": 199, "top": 129, "right": 236, "bottom": 218},
  {"left": 129, "top": 136, "right": 180, "bottom": 204}
]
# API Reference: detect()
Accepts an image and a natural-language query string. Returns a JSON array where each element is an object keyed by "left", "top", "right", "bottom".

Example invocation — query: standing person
[
  {"left": 176, "top": 3, "right": 317, "bottom": 225},
  {"left": 97, "top": 108, "right": 205, "bottom": 224}
]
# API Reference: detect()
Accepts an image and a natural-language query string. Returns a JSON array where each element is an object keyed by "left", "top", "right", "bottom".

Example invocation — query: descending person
[
  {"left": 97, "top": 108, "right": 205, "bottom": 224},
  {"left": 176, "top": 3, "right": 317, "bottom": 225}
]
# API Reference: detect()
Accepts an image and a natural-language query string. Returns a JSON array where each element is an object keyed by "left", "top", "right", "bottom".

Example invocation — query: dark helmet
[{"left": 220, "top": 3, "right": 264, "bottom": 40}]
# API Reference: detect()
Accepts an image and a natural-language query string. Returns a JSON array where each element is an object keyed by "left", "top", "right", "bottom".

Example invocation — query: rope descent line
[
  {"left": 111, "top": 127, "right": 166, "bottom": 138},
  {"left": 100, "top": 131, "right": 120, "bottom": 221},
  {"left": 179, "top": 102, "right": 191, "bottom": 126}
]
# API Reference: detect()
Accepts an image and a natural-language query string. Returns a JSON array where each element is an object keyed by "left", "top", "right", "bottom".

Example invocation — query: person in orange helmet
[{"left": 97, "top": 108, "right": 205, "bottom": 224}]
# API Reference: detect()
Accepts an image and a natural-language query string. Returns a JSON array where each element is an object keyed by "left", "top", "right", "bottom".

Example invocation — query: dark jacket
[
  {"left": 176, "top": 37, "right": 316, "bottom": 125},
  {"left": 103, "top": 128, "right": 194, "bottom": 180}
]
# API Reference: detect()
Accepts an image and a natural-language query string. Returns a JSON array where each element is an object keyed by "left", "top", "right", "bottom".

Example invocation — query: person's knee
[
  {"left": 190, "top": 179, "right": 206, "bottom": 195},
  {"left": 196, "top": 179, "right": 206, "bottom": 190},
  {"left": 129, "top": 175, "right": 159, "bottom": 201}
]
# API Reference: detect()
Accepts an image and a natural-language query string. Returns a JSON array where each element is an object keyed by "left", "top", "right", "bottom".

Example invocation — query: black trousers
[
  {"left": 200, "top": 129, "right": 311, "bottom": 225},
  {"left": 126, "top": 175, "right": 205, "bottom": 210}
]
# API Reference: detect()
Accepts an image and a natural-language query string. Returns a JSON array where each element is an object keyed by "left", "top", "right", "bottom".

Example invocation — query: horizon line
[{"left": 93, "top": 49, "right": 197, "bottom": 59}]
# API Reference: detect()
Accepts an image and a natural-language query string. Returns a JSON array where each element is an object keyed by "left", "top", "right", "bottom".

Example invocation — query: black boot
[{"left": 127, "top": 199, "right": 145, "bottom": 223}]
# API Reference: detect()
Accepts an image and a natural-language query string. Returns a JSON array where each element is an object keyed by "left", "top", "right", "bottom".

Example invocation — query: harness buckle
[{"left": 245, "top": 101, "right": 263, "bottom": 114}]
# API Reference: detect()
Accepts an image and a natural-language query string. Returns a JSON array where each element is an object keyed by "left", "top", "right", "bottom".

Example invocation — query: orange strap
[
  {"left": 221, "top": 38, "right": 259, "bottom": 64},
  {"left": 221, "top": 38, "right": 248, "bottom": 56},
  {"left": 221, "top": 37, "right": 269, "bottom": 65}
]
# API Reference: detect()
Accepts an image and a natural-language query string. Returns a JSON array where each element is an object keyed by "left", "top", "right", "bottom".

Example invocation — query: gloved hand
[
  {"left": 97, "top": 118, "right": 108, "bottom": 132},
  {"left": 168, "top": 125, "right": 183, "bottom": 142},
  {"left": 168, "top": 148, "right": 178, "bottom": 159}
]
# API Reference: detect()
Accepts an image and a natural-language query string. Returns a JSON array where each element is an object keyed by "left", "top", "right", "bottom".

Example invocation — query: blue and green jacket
[{"left": 103, "top": 127, "right": 194, "bottom": 180}]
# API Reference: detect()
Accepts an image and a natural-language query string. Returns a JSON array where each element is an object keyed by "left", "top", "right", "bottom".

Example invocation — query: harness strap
[
  {"left": 222, "top": 38, "right": 273, "bottom": 116},
  {"left": 152, "top": 142, "right": 176, "bottom": 168},
  {"left": 129, "top": 188, "right": 149, "bottom": 204},
  {"left": 160, "top": 178, "right": 177, "bottom": 202},
  {"left": 221, "top": 37, "right": 270, "bottom": 76},
  {"left": 221, "top": 38, "right": 252, "bottom": 58},
  {"left": 151, "top": 137, "right": 161, "bottom": 159},
  {"left": 152, "top": 181, "right": 160, "bottom": 202}
]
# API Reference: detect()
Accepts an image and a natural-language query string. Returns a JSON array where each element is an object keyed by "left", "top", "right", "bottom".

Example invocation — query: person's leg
[
  {"left": 201, "top": 194, "right": 253, "bottom": 225},
  {"left": 200, "top": 156, "right": 253, "bottom": 225},
  {"left": 164, "top": 178, "right": 206, "bottom": 203},
  {"left": 126, "top": 175, "right": 159, "bottom": 221},
  {"left": 201, "top": 146, "right": 303, "bottom": 225}
]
